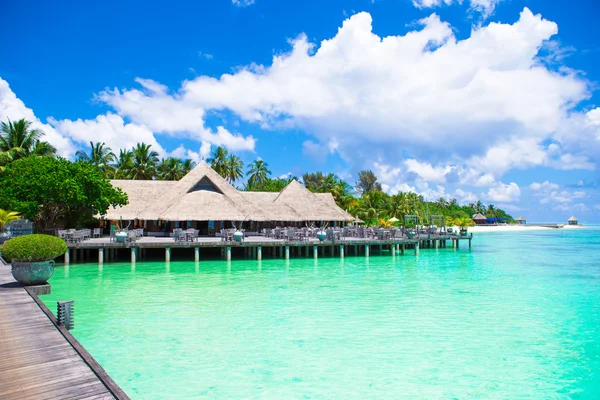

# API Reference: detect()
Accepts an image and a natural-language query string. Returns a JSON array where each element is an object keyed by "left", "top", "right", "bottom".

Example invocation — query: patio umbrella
[{"left": 388, "top": 217, "right": 399, "bottom": 223}]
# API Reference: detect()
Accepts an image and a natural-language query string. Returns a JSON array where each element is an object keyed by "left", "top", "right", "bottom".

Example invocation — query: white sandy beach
[{"left": 462, "top": 224, "right": 585, "bottom": 233}]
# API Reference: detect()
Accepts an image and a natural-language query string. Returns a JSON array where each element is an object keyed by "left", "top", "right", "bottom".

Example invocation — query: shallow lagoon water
[{"left": 43, "top": 228, "right": 600, "bottom": 399}]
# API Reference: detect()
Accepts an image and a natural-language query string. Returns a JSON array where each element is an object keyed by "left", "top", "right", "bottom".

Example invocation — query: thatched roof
[
  {"left": 568, "top": 216, "right": 578, "bottom": 221},
  {"left": 105, "top": 162, "right": 354, "bottom": 222},
  {"left": 472, "top": 213, "right": 487, "bottom": 220},
  {"left": 515, "top": 216, "right": 526, "bottom": 221}
]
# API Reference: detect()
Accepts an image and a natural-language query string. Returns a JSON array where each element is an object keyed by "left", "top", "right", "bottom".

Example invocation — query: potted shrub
[
  {"left": 456, "top": 217, "right": 474, "bottom": 236},
  {"left": 0, "top": 234, "right": 67, "bottom": 285}
]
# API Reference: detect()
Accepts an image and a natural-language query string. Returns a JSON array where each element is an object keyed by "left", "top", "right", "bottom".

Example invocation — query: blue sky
[{"left": 1, "top": 0, "right": 599, "bottom": 222}]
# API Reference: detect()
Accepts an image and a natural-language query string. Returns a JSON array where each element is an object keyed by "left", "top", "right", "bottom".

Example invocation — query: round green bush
[{"left": 0, "top": 234, "right": 67, "bottom": 262}]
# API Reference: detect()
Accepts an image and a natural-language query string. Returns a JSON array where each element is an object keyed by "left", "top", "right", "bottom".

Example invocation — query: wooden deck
[{"left": 0, "top": 260, "right": 128, "bottom": 400}]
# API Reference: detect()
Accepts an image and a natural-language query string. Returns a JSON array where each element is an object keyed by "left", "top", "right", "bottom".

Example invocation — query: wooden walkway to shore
[{"left": 0, "top": 261, "right": 127, "bottom": 399}]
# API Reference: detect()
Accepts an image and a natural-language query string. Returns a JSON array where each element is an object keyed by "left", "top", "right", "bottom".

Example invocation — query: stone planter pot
[
  {"left": 460, "top": 229, "right": 468, "bottom": 237},
  {"left": 233, "top": 230, "right": 244, "bottom": 243},
  {"left": 317, "top": 231, "right": 327, "bottom": 242},
  {"left": 11, "top": 260, "right": 55, "bottom": 286},
  {"left": 406, "top": 230, "right": 416, "bottom": 239}
]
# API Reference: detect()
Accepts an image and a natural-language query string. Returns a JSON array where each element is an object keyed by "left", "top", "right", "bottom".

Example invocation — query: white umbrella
[{"left": 388, "top": 217, "right": 399, "bottom": 223}]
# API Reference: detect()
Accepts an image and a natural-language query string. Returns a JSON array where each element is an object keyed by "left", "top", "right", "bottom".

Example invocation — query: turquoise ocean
[{"left": 43, "top": 227, "right": 600, "bottom": 399}]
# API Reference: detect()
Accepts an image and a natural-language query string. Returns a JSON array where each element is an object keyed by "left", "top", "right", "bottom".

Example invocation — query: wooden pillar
[
  {"left": 391, "top": 244, "right": 395, "bottom": 256},
  {"left": 313, "top": 246, "right": 318, "bottom": 259},
  {"left": 453, "top": 239, "right": 457, "bottom": 249},
  {"left": 469, "top": 238, "right": 472, "bottom": 249},
  {"left": 415, "top": 242, "right": 420, "bottom": 256},
  {"left": 98, "top": 248, "right": 104, "bottom": 265},
  {"left": 285, "top": 246, "right": 290, "bottom": 260},
  {"left": 166, "top": 247, "right": 171, "bottom": 262},
  {"left": 340, "top": 244, "right": 344, "bottom": 258},
  {"left": 64, "top": 249, "right": 70, "bottom": 265},
  {"left": 226, "top": 246, "right": 232, "bottom": 262},
  {"left": 131, "top": 247, "right": 136, "bottom": 263},
  {"left": 194, "top": 247, "right": 200, "bottom": 262},
  {"left": 365, "top": 244, "right": 370, "bottom": 257},
  {"left": 435, "top": 239, "right": 439, "bottom": 249},
  {"left": 257, "top": 246, "right": 262, "bottom": 261}
]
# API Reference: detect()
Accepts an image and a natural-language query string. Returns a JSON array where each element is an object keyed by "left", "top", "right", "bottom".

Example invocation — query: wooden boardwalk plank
[{"left": 0, "top": 264, "right": 127, "bottom": 400}]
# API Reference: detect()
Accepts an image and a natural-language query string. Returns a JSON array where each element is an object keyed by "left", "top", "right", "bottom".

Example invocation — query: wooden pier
[
  {"left": 62, "top": 234, "right": 473, "bottom": 264},
  {"left": 0, "top": 260, "right": 129, "bottom": 400}
]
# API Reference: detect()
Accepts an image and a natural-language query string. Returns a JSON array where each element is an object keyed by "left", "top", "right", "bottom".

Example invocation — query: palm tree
[
  {"left": 0, "top": 118, "right": 55, "bottom": 161},
  {"left": 246, "top": 159, "right": 271, "bottom": 189},
  {"left": 76, "top": 141, "right": 116, "bottom": 177},
  {"left": 207, "top": 146, "right": 228, "bottom": 178},
  {"left": 0, "top": 209, "right": 21, "bottom": 231},
  {"left": 225, "top": 154, "right": 244, "bottom": 184},
  {"left": 114, "top": 149, "right": 134, "bottom": 179},
  {"left": 357, "top": 191, "right": 385, "bottom": 226},
  {"left": 157, "top": 157, "right": 185, "bottom": 180},
  {"left": 181, "top": 159, "right": 196, "bottom": 175},
  {"left": 129, "top": 143, "right": 159, "bottom": 180}
]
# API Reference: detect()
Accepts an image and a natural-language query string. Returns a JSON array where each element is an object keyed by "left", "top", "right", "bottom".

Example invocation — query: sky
[{"left": 1, "top": 0, "right": 599, "bottom": 222}]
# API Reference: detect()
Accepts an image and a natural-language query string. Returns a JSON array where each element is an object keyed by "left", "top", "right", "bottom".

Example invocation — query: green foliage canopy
[{"left": 0, "top": 156, "right": 128, "bottom": 231}]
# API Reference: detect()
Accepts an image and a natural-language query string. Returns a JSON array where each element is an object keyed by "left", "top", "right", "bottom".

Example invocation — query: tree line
[{"left": 0, "top": 118, "right": 514, "bottom": 228}]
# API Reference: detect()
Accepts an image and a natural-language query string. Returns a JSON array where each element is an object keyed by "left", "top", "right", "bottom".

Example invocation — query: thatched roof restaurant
[{"left": 104, "top": 162, "right": 354, "bottom": 235}]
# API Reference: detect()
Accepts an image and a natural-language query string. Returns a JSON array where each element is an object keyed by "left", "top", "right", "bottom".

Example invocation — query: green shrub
[{"left": 0, "top": 234, "right": 67, "bottom": 262}]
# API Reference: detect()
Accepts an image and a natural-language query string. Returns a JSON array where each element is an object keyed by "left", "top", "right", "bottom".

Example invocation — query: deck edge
[{"left": 25, "top": 286, "right": 131, "bottom": 400}]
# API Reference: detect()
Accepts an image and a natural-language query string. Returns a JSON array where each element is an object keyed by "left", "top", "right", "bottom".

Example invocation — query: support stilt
[
  {"left": 131, "top": 247, "right": 136, "bottom": 263},
  {"left": 166, "top": 247, "right": 171, "bottom": 262},
  {"left": 226, "top": 246, "right": 232, "bottom": 262},
  {"left": 365, "top": 244, "right": 370, "bottom": 257},
  {"left": 194, "top": 247, "right": 200, "bottom": 262},
  {"left": 99, "top": 248, "right": 104, "bottom": 265},
  {"left": 314, "top": 246, "right": 318, "bottom": 259},
  {"left": 65, "top": 250, "right": 70, "bottom": 265},
  {"left": 340, "top": 244, "right": 344, "bottom": 258},
  {"left": 285, "top": 246, "right": 290, "bottom": 260},
  {"left": 415, "top": 242, "right": 420, "bottom": 256},
  {"left": 257, "top": 246, "right": 262, "bottom": 261}
]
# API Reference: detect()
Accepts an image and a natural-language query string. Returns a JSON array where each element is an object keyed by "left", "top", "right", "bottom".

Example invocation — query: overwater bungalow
[
  {"left": 104, "top": 162, "right": 355, "bottom": 236},
  {"left": 568, "top": 216, "right": 579, "bottom": 225}
]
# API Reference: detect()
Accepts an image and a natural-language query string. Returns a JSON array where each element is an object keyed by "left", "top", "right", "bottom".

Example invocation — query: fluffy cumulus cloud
[
  {"left": 176, "top": 9, "right": 592, "bottom": 178},
  {"left": 1, "top": 8, "right": 599, "bottom": 213},
  {"left": 0, "top": 78, "right": 76, "bottom": 157},
  {"left": 487, "top": 182, "right": 521, "bottom": 202}
]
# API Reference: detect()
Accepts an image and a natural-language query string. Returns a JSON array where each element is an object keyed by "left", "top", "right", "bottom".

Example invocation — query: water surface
[{"left": 44, "top": 228, "right": 600, "bottom": 398}]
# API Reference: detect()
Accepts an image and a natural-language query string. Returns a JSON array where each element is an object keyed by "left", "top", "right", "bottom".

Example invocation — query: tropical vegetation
[
  {"left": 0, "top": 118, "right": 514, "bottom": 229},
  {"left": 0, "top": 156, "right": 128, "bottom": 232},
  {"left": 0, "top": 209, "right": 21, "bottom": 231}
]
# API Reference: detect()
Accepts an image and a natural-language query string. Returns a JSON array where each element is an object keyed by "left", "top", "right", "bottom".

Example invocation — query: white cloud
[
  {"left": 232, "top": 0, "right": 255, "bottom": 7},
  {"left": 487, "top": 182, "right": 521, "bottom": 202},
  {"left": 0, "top": 78, "right": 76, "bottom": 157},
  {"left": 97, "top": 79, "right": 255, "bottom": 152},
  {"left": 530, "top": 181, "right": 560, "bottom": 191},
  {"left": 404, "top": 159, "right": 453, "bottom": 183},
  {"left": 412, "top": 0, "right": 503, "bottom": 18},
  {"left": 50, "top": 113, "right": 167, "bottom": 157}
]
